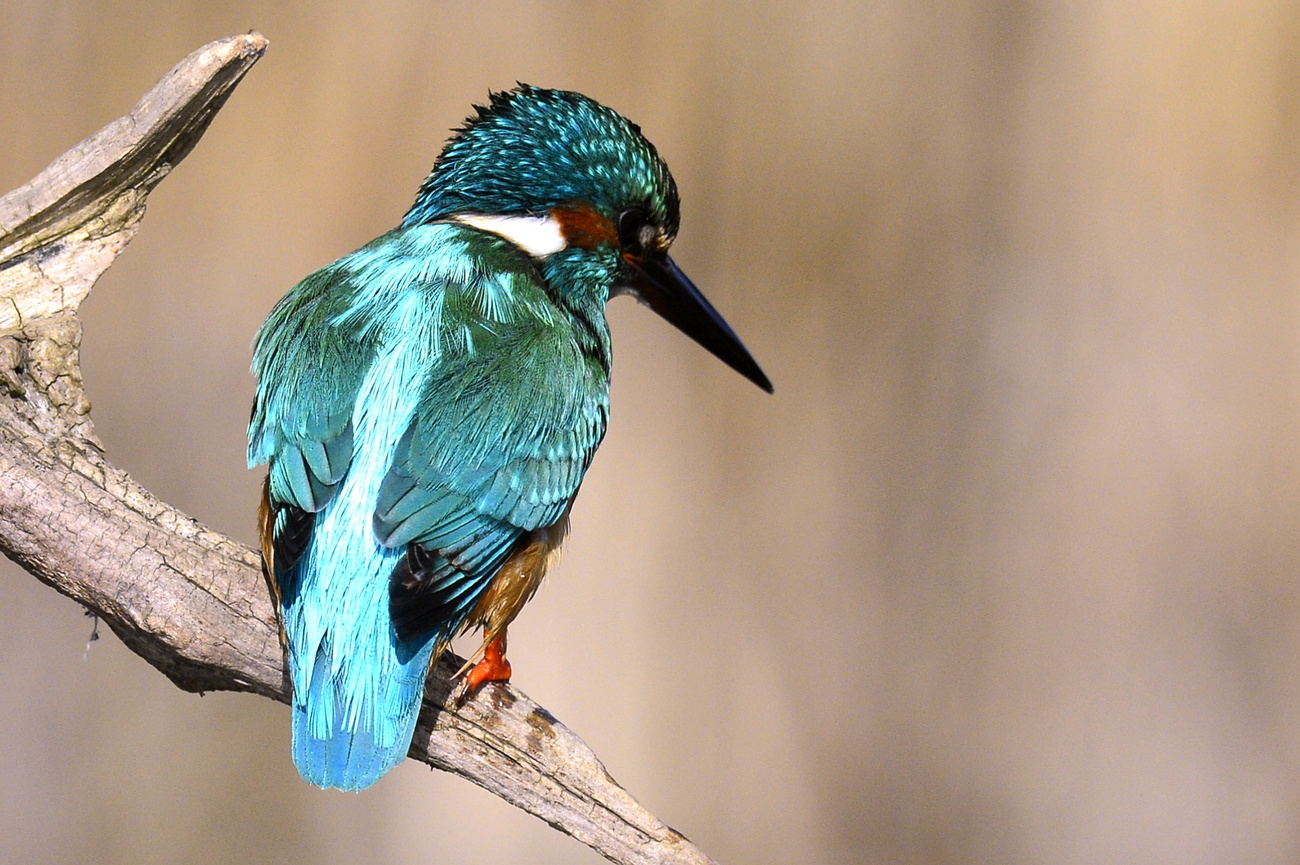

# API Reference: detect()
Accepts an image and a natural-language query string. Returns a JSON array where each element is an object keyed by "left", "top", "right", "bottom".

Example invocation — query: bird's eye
[{"left": 617, "top": 208, "right": 654, "bottom": 257}]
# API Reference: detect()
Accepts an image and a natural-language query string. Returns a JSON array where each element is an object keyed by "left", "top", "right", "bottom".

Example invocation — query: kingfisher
[{"left": 248, "top": 85, "right": 772, "bottom": 791}]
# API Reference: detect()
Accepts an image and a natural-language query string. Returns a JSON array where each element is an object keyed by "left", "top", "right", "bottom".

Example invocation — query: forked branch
[{"left": 0, "top": 34, "right": 713, "bottom": 865}]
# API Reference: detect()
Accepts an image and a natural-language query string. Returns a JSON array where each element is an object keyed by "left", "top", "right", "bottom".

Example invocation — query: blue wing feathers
[{"left": 249, "top": 223, "right": 609, "bottom": 789}]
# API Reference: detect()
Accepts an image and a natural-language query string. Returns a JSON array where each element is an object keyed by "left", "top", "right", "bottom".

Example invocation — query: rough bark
[{"left": 0, "top": 34, "right": 715, "bottom": 865}]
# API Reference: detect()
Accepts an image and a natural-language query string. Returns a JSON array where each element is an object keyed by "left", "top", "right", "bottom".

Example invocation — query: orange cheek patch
[{"left": 551, "top": 202, "right": 618, "bottom": 249}]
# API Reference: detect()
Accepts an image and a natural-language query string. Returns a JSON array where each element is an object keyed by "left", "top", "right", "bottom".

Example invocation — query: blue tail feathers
[
  {"left": 272, "top": 330, "right": 449, "bottom": 791},
  {"left": 290, "top": 636, "right": 436, "bottom": 791},
  {"left": 282, "top": 533, "right": 438, "bottom": 791}
]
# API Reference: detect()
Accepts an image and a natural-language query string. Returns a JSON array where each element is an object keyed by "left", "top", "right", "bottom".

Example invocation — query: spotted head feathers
[{"left": 403, "top": 85, "right": 679, "bottom": 239}]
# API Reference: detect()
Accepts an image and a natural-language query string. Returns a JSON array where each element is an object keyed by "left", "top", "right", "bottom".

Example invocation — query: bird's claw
[{"left": 451, "top": 633, "right": 512, "bottom": 704}]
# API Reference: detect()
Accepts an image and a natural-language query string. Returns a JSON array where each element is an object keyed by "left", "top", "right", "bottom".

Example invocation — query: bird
[{"left": 248, "top": 85, "right": 772, "bottom": 791}]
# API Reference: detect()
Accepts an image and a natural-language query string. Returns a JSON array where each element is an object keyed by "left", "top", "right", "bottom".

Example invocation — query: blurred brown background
[{"left": 4, "top": 2, "right": 1300, "bottom": 863}]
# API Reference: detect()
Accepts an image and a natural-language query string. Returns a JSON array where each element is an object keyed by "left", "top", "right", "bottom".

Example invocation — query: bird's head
[{"left": 404, "top": 85, "right": 772, "bottom": 393}]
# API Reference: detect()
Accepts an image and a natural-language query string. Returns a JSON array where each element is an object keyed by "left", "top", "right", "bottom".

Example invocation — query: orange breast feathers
[{"left": 465, "top": 509, "right": 572, "bottom": 647}]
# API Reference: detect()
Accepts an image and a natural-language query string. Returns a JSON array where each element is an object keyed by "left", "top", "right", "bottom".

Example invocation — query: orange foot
[{"left": 463, "top": 633, "right": 512, "bottom": 695}]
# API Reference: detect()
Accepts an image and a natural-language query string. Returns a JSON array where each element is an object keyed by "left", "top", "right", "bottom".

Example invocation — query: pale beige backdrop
[{"left": 4, "top": 2, "right": 1300, "bottom": 864}]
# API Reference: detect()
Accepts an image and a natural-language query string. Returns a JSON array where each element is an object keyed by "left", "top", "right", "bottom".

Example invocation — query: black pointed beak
[{"left": 627, "top": 254, "right": 773, "bottom": 393}]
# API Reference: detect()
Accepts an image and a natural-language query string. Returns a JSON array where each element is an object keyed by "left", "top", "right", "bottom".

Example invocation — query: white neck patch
[{"left": 453, "top": 213, "right": 568, "bottom": 257}]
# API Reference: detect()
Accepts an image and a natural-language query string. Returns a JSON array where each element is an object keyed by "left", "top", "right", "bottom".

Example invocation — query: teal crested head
[
  {"left": 403, "top": 84, "right": 771, "bottom": 393},
  {"left": 403, "top": 85, "right": 677, "bottom": 236}
]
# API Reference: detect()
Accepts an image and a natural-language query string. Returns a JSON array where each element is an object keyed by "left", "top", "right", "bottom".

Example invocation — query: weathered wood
[{"left": 0, "top": 34, "right": 714, "bottom": 865}]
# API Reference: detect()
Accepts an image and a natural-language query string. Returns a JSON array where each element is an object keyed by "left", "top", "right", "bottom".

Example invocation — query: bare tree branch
[{"left": 0, "top": 34, "right": 715, "bottom": 865}]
